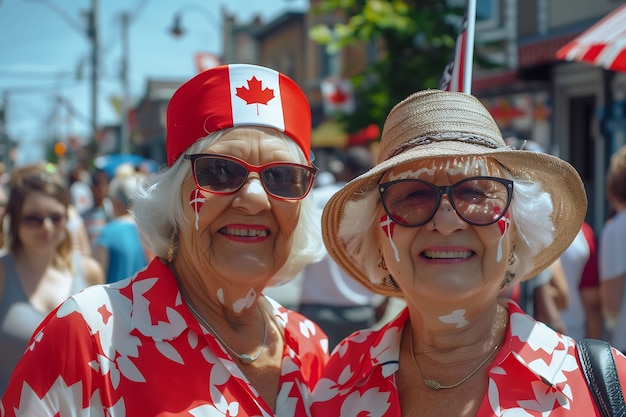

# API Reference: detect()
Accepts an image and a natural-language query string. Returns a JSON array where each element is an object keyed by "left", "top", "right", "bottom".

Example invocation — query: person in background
[
  {"left": 559, "top": 221, "right": 603, "bottom": 340},
  {"left": 92, "top": 163, "right": 149, "bottom": 283},
  {"left": 1, "top": 64, "right": 328, "bottom": 415},
  {"left": 81, "top": 168, "right": 113, "bottom": 249},
  {"left": 299, "top": 146, "right": 387, "bottom": 349},
  {"left": 0, "top": 163, "right": 8, "bottom": 223},
  {"left": 600, "top": 144, "right": 626, "bottom": 352},
  {"left": 310, "top": 89, "right": 626, "bottom": 416},
  {"left": 0, "top": 162, "right": 104, "bottom": 396}
]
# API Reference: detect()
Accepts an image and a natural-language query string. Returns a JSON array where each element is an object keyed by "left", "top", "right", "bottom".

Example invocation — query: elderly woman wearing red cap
[
  {"left": 1, "top": 64, "right": 328, "bottom": 416},
  {"left": 309, "top": 89, "right": 626, "bottom": 416}
]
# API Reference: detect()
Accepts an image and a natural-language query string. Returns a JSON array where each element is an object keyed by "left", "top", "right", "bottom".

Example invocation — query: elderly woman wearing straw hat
[
  {"left": 310, "top": 89, "right": 626, "bottom": 416},
  {"left": 2, "top": 64, "right": 328, "bottom": 416}
]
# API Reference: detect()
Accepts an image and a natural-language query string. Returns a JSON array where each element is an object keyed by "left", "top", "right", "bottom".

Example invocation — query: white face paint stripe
[
  {"left": 233, "top": 288, "right": 257, "bottom": 313},
  {"left": 496, "top": 216, "right": 510, "bottom": 263},
  {"left": 380, "top": 215, "right": 400, "bottom": 263},
  {"left": 246, "top": 179, "right": 265, "bottom": 195},
  {"left": 439, "top": 309, "right": 469, "bottom": 328}
]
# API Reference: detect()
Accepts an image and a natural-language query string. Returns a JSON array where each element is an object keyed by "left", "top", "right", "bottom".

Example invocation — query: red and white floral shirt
[
  {"left": 310, "top": 300, "right": 626, "bottom": 416},
  {"left": 1, "top": 259, "right": 329, "bottom": 416}
]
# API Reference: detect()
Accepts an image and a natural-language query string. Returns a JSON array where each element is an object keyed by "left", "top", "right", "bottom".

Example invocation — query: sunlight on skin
[{"left": 439, "top": 309, "right": 469, "bottom": 328}]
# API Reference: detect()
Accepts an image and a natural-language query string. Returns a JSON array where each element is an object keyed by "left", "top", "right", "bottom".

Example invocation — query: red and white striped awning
[{"left": 556, "top": 3, "right": 626, "bottom": 73}]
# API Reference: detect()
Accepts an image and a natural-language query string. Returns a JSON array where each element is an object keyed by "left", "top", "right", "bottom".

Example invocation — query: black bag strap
[{"left": 577, "top": 338, "right": 626, "bottom": 417}]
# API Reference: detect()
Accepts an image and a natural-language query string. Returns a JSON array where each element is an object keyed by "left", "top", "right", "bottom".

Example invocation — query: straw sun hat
[{"left": 321, "top": 89, "right": 587, "bottom": 297}]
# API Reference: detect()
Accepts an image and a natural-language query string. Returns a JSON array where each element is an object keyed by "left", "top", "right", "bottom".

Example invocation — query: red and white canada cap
[{"left": 166, "top": 64, "right": 312, "bottom": 166}]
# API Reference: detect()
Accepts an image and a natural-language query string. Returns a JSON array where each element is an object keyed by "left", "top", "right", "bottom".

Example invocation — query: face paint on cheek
[
  {"left": 495, "top": 211, "right": 511, "bottom": 262},
  {"left": 217, "top": 288, "right": 226, "bottom": 306},
  {"left": 233, "top": 288, "right": 257, "bottom": 313},
  {"left": 439, "top": 309, "right": 469, "bottom": 328},
  {"left": 380, "top": 214, "right": 400, "bottom": 263},
  {"left": 189, "top": 188, "right": 206, "bottom": 231}
]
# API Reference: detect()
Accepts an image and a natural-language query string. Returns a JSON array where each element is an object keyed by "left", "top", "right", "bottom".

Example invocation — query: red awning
[
  {"left": 518, "top": 34, "right": 577, "bottom": 68},
  {"left": 556, "top": 4, "right": 626, "bottom": 73}
]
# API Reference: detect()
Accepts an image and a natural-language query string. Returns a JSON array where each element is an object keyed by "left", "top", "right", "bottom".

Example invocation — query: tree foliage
[{"left": 309, "top": 0, "right": 464, "bottom": 135}]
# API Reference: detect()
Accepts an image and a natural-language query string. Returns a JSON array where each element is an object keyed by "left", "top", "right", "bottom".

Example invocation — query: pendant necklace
[
  {"left": 409, "top": 306, "right": 505, "bottom": 391},
  {"left": 182, "top": 293, "right": 268, "bottom": 364}
]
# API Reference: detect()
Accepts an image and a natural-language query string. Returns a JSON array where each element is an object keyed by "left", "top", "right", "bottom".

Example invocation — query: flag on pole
[{"left": 439, "top": 14, "right": 468, "bottom": 93}]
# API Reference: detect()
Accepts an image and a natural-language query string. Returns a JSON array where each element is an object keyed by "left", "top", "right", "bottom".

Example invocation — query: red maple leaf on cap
[{"left": 236, "top": 76, "right": 275, "bottom": 114}]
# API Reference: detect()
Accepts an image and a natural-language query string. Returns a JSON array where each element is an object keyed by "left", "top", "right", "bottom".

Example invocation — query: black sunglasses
[
  {"left": 379, "top": 176, "right": 513, "bottom": 227},
  {"left": 21, "top": 213, "right": 67, "bottom": 228},
  {"left": 184, "top": 154, "right": 317, "bottom": 200}
]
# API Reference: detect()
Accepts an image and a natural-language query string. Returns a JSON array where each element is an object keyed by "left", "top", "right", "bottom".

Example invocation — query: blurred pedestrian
[
  {"left": 600, "top": 144, "right": 626, "bottom": 351},
  {"left": 92, "top": 163, "right": 149, "bottom": 283},
  {"left": 0, "top": 162, "right": 104, "bottom": 395},
  {"left": 559, "top": 221, "right": 603, "bottom": 340},
  {"left": 299, "top": 146, "right": 387, "bottom": 349},
  {"left": 81, "top": 168, "right": 113, "bottom": 248}
]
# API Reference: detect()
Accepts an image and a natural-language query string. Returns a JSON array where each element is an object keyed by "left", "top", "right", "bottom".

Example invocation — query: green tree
[{"left": 310, "top": 0, "right": 463, "bottom": 136}]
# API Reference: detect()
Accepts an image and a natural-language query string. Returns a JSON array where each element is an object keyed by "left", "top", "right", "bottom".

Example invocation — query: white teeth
[
  {"left": 223, "top": 228, "right": 268, "bottom": 237},
  {"left": 423, "top": 250, "right": 472, "bottom": 259}
]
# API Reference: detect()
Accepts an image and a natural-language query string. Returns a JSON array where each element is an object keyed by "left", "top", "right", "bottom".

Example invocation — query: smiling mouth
[
  {"left": 221, "top": 227, "right": 269, "bottom": 237},
  {"left": 423, "top": 250, "right": 473, "bottom": 260}
]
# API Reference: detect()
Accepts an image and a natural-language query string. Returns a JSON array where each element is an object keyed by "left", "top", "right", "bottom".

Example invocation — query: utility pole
[
  {"left": 26, "top": 0, "right": 100, "bottom": 151},
  {"left": 0, "top": 92, "right": 9, "bottom": 169},
  {"left": 120, "top": 11, "right": 130, "bottom": 154},
  {"left": 88, "top": 0, "right": 99, "bottom": 151}
]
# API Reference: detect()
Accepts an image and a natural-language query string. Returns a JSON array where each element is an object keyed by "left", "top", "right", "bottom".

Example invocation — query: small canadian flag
[
  {"left": 321, "top": 77, "right": 355, "bottom": 115},
  {"left": 194, "top": 52, "right": 221, "bottom": 73}
]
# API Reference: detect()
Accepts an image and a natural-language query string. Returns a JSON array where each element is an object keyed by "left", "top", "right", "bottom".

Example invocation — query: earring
[
  {"left": 500, "top": 271, "right": 516, "bottom": 289},
  {"left": 431, "top": 221, "right": 436, "bottom": 228},
  {"left": 167, "top": 234, "right": 175, "bottom": 263},
  {"left": 507, "top": 250, "right": 516, "bottom": 266},
  {"left": 378, "top": 256, "right": 388, "bottom": 271},
  {"left": 384, "top": 275, "right": 400, "bottom": 291}
]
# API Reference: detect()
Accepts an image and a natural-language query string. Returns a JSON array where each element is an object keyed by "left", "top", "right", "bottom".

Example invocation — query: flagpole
[{"left": 463, "top": 0, "right": 477, "bottom": 94}]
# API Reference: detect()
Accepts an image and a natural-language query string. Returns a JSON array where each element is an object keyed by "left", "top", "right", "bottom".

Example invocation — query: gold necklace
[
  {"left": 182, "top": 293, "right": 268, "bottom": 364},
  {"left": 409, "top": 307, "right": 505, "bottom": 391}
]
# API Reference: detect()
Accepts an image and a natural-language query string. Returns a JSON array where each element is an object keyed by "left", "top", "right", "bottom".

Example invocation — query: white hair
[
  {"left": 108, "top": 163, "right": 141, "bottom": 208},
  {"left": 338, "top": 160, "right": 554, "bottom": 287},
  {"left": 132, "top": 128, "right": 325, "bottom": 284}
]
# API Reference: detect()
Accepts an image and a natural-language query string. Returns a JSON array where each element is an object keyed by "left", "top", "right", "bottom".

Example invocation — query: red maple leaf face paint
[
  {"left": 380, "top": 214, "right": 395, "bottom": 238},
  {"left": 496, "top": 209, "right": 510, "bottom": 236},
  {"left": 189, "top": 188, "right": 206, "bottom": 230}
]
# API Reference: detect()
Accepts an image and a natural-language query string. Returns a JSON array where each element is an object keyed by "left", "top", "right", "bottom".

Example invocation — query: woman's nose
[
  {"left": 232, "top": 177, "right": 272, "bottom": 212},
  {"left": 428, "top": 197, "right": 467, "bottom": 234}
]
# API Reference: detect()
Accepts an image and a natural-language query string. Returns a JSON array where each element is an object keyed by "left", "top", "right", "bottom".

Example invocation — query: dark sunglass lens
[
  {"left": 452, "top": 179, "right": 509, "bottom": 225},
  {"left": 49, "top": 214, "right": 65, "bottom": 225},
  {"left": 195, "top": 157, "right": 247, "bottom": 192},
  {"left": 22, "top": 214, "right": 65, "bottom": 227},
  {"left": 262, "top": 166, "right": 312, "bottom": 198},
  {"left": 382, "top": 181, "right": 438, "bottom": 226}
]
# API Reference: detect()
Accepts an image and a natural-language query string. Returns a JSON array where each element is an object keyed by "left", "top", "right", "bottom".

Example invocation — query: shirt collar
[
  {"left": 337, "top": 300, "right": 573, "bottom": 397},
  {"left": 127, "top": 259, "right": 198, "bottom": 342}
]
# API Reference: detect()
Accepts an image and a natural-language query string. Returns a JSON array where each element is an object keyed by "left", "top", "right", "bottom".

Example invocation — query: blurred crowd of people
[{"left": 0, "top": 159, "right": 152, "bottom": 394}]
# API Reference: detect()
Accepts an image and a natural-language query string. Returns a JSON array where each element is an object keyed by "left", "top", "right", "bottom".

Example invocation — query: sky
[{"left": 0, "top": 0, "right": 309, "bottom": 164}]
